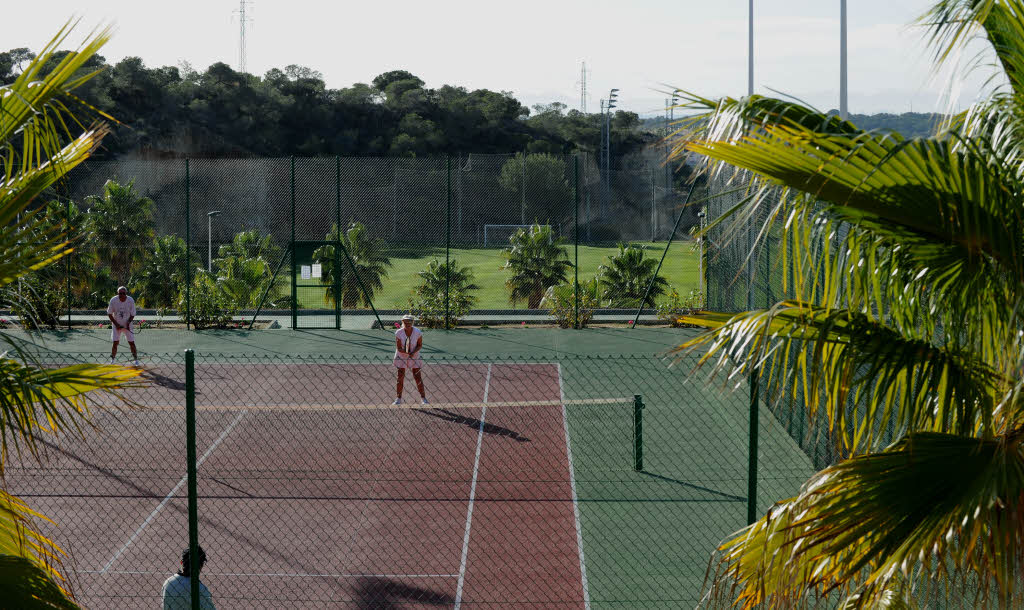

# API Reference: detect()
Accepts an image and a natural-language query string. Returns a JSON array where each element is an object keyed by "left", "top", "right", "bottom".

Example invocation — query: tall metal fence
[
  {"left": 19, "top": 154, "right": 696, "bottom": 329},
  {"left": 10, "top": 350, "right": 812, "bottom": 609}
]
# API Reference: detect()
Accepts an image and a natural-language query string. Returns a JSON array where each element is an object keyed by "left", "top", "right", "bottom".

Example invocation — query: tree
[
  {"left": 313, "top": 222, "right": 393, "bottom": 308},
  {"left": 597, "top": 243, "right": 668, "bottom": 307},
  {"left": 498, "top": 153, "right": 572, "bottom": 223},
  {"left": 674, "top": 1, "right": 1024, "bottom": 607},
  {"left": 502, "top": 223, "right": 572, "bottom": 309},
  {"left": 84, "top": 179, "right": 155, "bottom": 285},
  {"left": 135, "top": 235, "right": 195, "bottom": 308},
  {"left": 0, "top": 23, "right": 140, "bottom": 607},
  {"left": 213, "top": 230, "right": 286, "bottom": 309}
]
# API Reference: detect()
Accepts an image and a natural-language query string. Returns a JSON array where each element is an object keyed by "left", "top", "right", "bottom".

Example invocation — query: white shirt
[
  {"left": 162, "top": 573, "right": 215, "bottom": 610},
  {"left": 106, "top": 295, "right": 136, "bottom": 324},
  {"left": 395, "top": 326, "right": 422, "bottom": 356}
]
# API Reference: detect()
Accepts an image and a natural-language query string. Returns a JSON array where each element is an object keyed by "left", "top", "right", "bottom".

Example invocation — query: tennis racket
[
  {"left": 130, "top": 319, "right": 144, "bottom": 335},
  {"left": 404, "top": 334, "right": 411, "bottom": 356}
]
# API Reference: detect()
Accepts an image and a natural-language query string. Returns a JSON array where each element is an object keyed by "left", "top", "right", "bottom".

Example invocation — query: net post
[
  {"left": 290, "top": 156, "right": 297, "bottom": 331},
  {"left": 185, "top": 349, "right": 201, "bottom": 610},
  {"left": 633, "top": 394, "right": 644, "bottom": 471},
  {"left": 185, "top": 158, "right": 191, "bottom": 331},
  {"left": 445, "top": 155, "right": 451, "bottom": 330},
  {"left": 573, "top": 155, "right": 579, "bottom": 329},
  {"left": 747, "top": 368, "right": 759, "bottom": 525}
]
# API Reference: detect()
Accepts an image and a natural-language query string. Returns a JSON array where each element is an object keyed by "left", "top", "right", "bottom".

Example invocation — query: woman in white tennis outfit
[{"left": 394, "top": 314, "right": 428, "bottom": 405}]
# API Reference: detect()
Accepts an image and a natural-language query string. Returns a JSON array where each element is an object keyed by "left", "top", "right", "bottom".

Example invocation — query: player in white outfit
[
  {"left": 393, "top": 314, "right": 428, "bottom": 405},
  {"left": 107, "top": 286, "right": 140, "bottom": 366}
]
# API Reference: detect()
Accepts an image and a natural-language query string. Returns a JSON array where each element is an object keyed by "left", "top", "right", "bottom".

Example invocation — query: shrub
[
  {"left": 543, "top": 278, "right": 599, "bottom": 329},
  {"left": 407, "top": 258, "right": 478, "bottom": 329},
  {"left": 177, "top": 270, "right": 235, "bottom": 329},
  {"left": 656, "top": 286, "right": 704, "bottom": 327},
  {"left": 7, "top": 275, "right": 67, "bottom": 330}
]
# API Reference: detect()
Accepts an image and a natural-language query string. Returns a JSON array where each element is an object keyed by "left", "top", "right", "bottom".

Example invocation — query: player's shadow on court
[
  {"left": 353, "top": 576, "right": 454, "bottom": 608},
  {"left": 415, "top": 408, "right": 530, "bottom": 442},
  {"left": 140, "top": 369, "right": 186, "bottom": 391}
]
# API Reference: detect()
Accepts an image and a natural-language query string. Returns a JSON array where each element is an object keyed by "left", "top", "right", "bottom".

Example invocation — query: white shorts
[
  {"left": 393, "top": 352, "right": 424, "bottom": 370},
  {"left": 111, "top": 325, "right": 135, "bottom": 343}
]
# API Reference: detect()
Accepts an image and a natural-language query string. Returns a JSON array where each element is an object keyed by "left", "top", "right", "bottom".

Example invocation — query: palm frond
[
  {"left": 675, "top": 302, "right": 1005, "bottom": 452},
  {"left": 706, "top": 432, "right": 1024, "bottom": 609}
]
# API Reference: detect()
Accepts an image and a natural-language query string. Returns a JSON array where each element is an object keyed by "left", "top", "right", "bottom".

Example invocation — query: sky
[{"left": 0, "top": 0, "right": 1003, "bottom": 117}]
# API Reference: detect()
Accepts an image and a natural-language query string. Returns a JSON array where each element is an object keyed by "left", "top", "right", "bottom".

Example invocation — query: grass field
[{"left": 293, "top": 241, "right": 699, "bottom": 310}]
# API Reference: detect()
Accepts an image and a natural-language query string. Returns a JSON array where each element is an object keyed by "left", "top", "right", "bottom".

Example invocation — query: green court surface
[
  {"left": 8, "top": 326, "right": 816, "bottom": 606},
  {"left": 293, "top": 241, "right": 699, "bottom": 310}
]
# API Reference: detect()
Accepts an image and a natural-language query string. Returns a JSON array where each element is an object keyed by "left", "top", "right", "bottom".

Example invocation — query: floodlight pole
[
  {"left": 207, "top": 211, "right": 222, "bottom": 272},
  {"left": 604, "top": 88, "right": 619, "bottom": 218},
  {"left": 840, "top": 0, "right": 848, "bottom": 119},
  {"left": 748, "top": 0, "right": 754, "bottom": 97}
]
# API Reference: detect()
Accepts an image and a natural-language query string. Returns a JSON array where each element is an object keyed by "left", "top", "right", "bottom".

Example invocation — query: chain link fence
[
  {"left": 9, "top": 350, "right": 812, "bottom": 608},
  {"left": 7, "top": 154, "right": 697, "bottom": 331}
]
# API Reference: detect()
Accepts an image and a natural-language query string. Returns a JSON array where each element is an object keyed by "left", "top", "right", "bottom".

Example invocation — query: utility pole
[
  {"left": 579, "top": 61, "right": 588, "bottom": 113},
  {"left": 748, "top": 0, "right": 754, "bottom": 97}
]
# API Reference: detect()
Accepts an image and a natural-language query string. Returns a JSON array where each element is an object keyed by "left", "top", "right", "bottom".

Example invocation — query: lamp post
[
  {"left": 207, "top": 210, "right": 222, "bottom": 272},
  {"left": 604, "top": 88, "right": 619, "bottom": 217}
]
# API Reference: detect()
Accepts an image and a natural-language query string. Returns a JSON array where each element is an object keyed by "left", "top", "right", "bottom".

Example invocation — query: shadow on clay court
[
  {"left": 414, "top": 409, "right": 530, "bottom": 442},
  {"left": 140, "top": 369, "right": 186, "bottom": 391},
  {"left": 354, "top": 576, "right": 454, "bottom": 609}
]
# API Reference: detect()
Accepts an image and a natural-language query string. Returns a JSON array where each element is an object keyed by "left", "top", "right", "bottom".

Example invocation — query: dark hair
[{"left": 179, "top": 546, "right": 207, "bottom": 577}]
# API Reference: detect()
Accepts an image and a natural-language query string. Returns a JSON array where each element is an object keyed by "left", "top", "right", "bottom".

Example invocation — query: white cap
[{"left": 401, "top": 314, "right": 415, "bottom": 321}]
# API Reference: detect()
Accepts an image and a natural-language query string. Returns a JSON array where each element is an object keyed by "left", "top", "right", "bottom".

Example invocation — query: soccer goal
[{"left": 483, "top": 224, "right": 552, "bottom": 247}]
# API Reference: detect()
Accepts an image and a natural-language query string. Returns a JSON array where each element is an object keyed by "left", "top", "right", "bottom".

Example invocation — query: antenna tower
[
  {"left": 235, "top": 1, "right": 254, "bottom": 73},
  {"left": 577, "top": 61, "right": 589, "bottom": 113}
]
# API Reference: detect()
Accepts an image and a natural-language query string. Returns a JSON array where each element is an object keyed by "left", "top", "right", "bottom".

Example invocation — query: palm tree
[
  {"left": 135, "top": 235, "right": 196, "bottom": 308},
  {"left": 597, "top": 243, "right": 668, "bottom": 307},
  {"left": 502, "top": 223, "right": 572, "bottom": 308},
  {"left": 0, "top": 23, "right": 140, "bottom": 607},
  {"left": 409, "top": 258, "right": 479, "bottom": 327},
  {"left": 672, "top": 2, "right": 1024, "bottom": 607},
  {"left": 214, "top": 230, "right": 286, "bottom": 309},
  {"left": 84, "top": 179, "right": 155, "bottom": 285},
  {"left": 313, "top": 221, "right": 392, "bottom": 308}
]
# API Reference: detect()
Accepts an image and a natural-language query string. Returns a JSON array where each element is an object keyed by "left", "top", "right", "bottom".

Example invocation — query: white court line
[
  {"left": 83, "top": 569, "right": 457, "bottom": 578},
  {"left": 100, "top": 411, "right": 248, "bottom": 573},
  {"left": 454, "top": 363, "right": 490, "bottom": 609},
  {"left": 559, "top": 363, "right": 591, "bottom": 609}
]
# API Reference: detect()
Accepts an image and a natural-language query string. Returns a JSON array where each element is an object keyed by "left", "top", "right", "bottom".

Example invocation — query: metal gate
[{"left": 292, "top": 240, "right": 340, "bottom": 329}]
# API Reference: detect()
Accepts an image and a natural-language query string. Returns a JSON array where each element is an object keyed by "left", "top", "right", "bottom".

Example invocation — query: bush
[
  {"left": 656, "top": 286, "right": 704, "bottom": 327},
  {"left": 7, "top": 276, "right": 67, "bottom": 330},
  {"left": 177, "top": 270, "right": 235, "bottom": 329},
  {"left": 543, "top": 279, "right": 599, "bottom": 329},
  {"left": 407, "top": 258, "right": 478, "bottom": 329}
]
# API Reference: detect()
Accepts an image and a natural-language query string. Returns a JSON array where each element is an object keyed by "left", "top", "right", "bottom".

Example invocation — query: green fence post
[
  {"left": 66, "top": 195, "right": 72, "bottom": 330},
  {"left": 185, "top": 158, "right": 191, "bottom": 331},
  {"left": 748, "top": 369, "right": 759, "bottom": 525},
  {"left": 335, "top": 155, "right": 342, "bottom": 330},
  {"left": 290, "top": 156, "right": 297, "bottom": 331},
  {"left": 574, "top": 155, "right": 579, "bottom": 329},
  {"left": 633, "top": 394, "right": 644, "bottom": 471},
  {"left": 445, "top": 155, "right": 451, "bottom": 330},
  {"left": 185, "top": 349, "right": 201, "bottom": 610}
]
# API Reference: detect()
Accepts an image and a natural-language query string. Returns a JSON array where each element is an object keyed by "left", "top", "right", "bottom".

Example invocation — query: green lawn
[{"left": 293, "top": 241, "right": 699, "bottom": 310}]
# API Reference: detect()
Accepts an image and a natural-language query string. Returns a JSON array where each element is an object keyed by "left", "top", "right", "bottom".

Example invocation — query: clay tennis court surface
[{"left": 8, "top": 362, "right": 594, "bottom": 608}]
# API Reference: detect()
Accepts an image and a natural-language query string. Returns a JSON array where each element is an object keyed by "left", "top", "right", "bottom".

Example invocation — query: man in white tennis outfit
[
  {"left": 107, "top": 286, "right": 140, "bottom": 366},
  {"left": 394, "top": 314, "right": 428, "bottom": 405}
]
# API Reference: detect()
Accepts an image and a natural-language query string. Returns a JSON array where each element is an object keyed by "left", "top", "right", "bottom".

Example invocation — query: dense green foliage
[
  {"left": 502, "top": 224, "right": 573, "bottom": 309},
  {"left": 0, "top": 52, "right": 652, "bottom": 160},
  {"left": 598, "top": 243, "right": 669, "bottom": 307}
]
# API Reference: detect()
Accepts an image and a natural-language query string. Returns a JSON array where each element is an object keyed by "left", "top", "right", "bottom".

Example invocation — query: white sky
[{"left": 0, "top": 1, "right": 1002, "bottom": 116}]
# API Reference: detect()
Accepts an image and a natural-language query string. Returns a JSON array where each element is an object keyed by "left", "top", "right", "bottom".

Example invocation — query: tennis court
[{"left": 8, "top": 360, "right": 629, "bottom": 608}]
